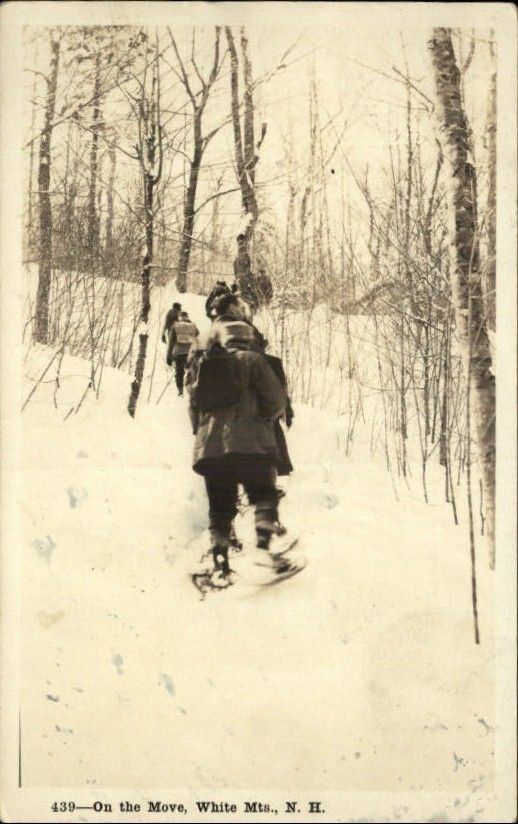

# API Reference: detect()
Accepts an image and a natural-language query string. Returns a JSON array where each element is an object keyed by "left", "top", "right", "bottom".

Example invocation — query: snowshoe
[
  {"left": 191, "top": 544, "right": 234, "bottom": 598},
  {"left": 269, "top": 534, "right": 299, "bottom": 557},
  {"left": 241, "top": 536, "right": 306, "bottom": 586},
  {"left": 229, "top": 524, "right": 243, "bottom": 552},
  {"left": 212, "top": 544, "right": 231, "bottom": 576},
  {"left": 190, "top": 539, "right": 238, "bottom": 599},
  {"left": 258, "top": 556, "right": 308, "bottom": 587},
  {"left": 191, "top": 567, "right": 235, "bottom": 598}
]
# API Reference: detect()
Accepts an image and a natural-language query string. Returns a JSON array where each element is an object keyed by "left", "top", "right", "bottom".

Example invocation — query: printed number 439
[{"left": 52, "top": 802, "right": 76, "bottom": 812}]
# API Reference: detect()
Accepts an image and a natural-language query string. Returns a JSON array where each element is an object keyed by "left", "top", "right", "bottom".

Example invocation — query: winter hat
[{"left": 213, "top": 292, "right": 239, "bottom": 317}]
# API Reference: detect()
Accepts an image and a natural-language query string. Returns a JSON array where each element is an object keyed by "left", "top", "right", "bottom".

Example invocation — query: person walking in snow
[
  {"left": 167, "top": 311, "right": 199, "bottom": 396},
  {"left": 205, "top": 280, "right": 230, "bottom": 319},
  {"left": 186, "top": 292, "right": 288, "bottom": 575},
  {"left": 199, "top": 291, "right": 295, "bottom": 524},
  {"left": 255, "top": 268, "right": 273, "bottom": 307},
  {"left": 162, "top": 301, "right": 182, "bottom": 344}
]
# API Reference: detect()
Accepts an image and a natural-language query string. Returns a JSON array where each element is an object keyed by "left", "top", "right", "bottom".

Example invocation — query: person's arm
[
  {"left": 166, "top": 324, "right": 177, "bottom": 366},
  {"left": 162, "top": 310, "right": 172, "bottom": 343},
  {"left": 205, "top": 292, "right": 215, "bottom": 317},
  {"left": 285, "top": 397, "right": 294, "bottom": 428},
  {"left": 274, "top": 357, "right": 294, "bottom": 426},
  {"left": 251, "top": 354, "right": 287, "bottom": 421},
  {"left": 185, "top": 352, "right": 201, "bottom": 434},
  {"left": 266, "top": 354, "right": 294, "bottom": 426}
]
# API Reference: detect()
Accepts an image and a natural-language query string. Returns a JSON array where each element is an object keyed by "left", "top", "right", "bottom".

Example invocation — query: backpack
[
  {"left": 189, "top": 345, "right": 243, "bottom": 412},
  {"left": 174, "top": 320, "right": 197, "bottom": 345},
  {"left": 214, "top": 318, "right": 255, "bottom": 350}
]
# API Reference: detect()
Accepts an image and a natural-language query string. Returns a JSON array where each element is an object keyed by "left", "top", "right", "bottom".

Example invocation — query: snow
[{"left": 20, "top": 289, "right": 495, "bottom": 812}]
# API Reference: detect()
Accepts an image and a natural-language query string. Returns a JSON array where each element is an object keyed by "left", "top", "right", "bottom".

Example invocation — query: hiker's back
[
  {"left": 171, "top": 319, "right": 198, "bottom": 356},
  {"left": 196, "top": 315, "right": 259, "bottom": 354},
  {"left": 190, "top": 347, "right": 263, "bottom": 415},
  {"left": 189, "top": 348, "right": 287, "bottom": 474},
  {"left": 190, "top": 345, "right": 244, "bottom": 412},
  {"left": 174, "top": 319, "right": 197, "bottom": 343}
]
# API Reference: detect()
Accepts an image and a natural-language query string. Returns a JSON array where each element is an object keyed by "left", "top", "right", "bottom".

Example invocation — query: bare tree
[
  {"left": 105, "top": 139, "right": 116, "bottom": 257},
  {"left": 25, "top": 62, "right": 39, "bottom": 258},
  {"left": 429, "top": 28, "right": 496, "bottom": 569},
  {"left": 168, "top": 27, "right": 224, "bottom": 292},
  {"left": 86, "top": 52, "right": 102, "bottom": 265},
  {"left": 225, "top": 26, "right": 267, "bottom": 303},
  {"left": 128, "top": 32, "right": 163, "bottom": 418},
  {"left": 484, "top": 33, "right": 496, "bottom": 332},
  {"left": 34, "top": 30, "right": 61, "bottom": 344}
]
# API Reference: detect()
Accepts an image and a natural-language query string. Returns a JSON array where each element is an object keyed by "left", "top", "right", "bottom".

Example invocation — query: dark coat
[
  {"left": 265, "top": 355, "right": 294, "bottom": 475},
  {"left": 188, "top": 349, "right": 287, "bottom": 476},
  {"left": 162, "top": 306, "right": 181, "bottom": 342},
  {"left": 205, "top": 283, "right": 230, "bottom": 318},
  {"left": 273, "top": 419, "right": 293, "bottom": 476}
]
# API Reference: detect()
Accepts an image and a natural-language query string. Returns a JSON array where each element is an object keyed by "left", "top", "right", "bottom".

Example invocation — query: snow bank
[{"left": 20, "top": 306, "right": 495, "bottom": 798}]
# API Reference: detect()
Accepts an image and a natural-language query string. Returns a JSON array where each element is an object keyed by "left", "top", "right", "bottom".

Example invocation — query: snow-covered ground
[{"left": 20, "top": 291, "right": 495, "bottom": 814}]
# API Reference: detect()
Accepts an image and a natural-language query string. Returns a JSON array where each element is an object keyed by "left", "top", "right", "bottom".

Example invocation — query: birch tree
[
  {"left": 127, "top": 32, "right": 163, "bottom": 418},
  {"left": 428, "top": 27, "right": 496, "bottom": 568}
]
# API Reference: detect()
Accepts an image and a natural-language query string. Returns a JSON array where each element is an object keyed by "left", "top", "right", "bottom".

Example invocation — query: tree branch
[
  {"left": 167, "top": 27, "right": 196, "bottom": 105},
  {"left": 193, "top": 186, "right": 241, "bottom": 216}
]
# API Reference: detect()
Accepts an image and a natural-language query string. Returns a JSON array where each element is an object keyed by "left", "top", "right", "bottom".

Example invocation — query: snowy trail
[{"left": 21, "top": 295, "right": 494, "bottom": 796}]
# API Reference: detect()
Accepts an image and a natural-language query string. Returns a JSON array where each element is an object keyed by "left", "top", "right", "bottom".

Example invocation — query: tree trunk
[
  {"left": 225, "top": 26, "right": 260, "bottom": 304},
  {"left": 240, "top": 27, "right": 256, "bottom": 187},
  {"left": 105, "top": 141, "right": 116, "bottom": 258},
  {"left": 62, "top": 119, "right": 72, "bottom": 255},
  {"left": 87, "top": 53, "right": 102, "bottom": 266},
  {"left": 66, "top": 124, "right": 80, "bottom": 251},
  {"left": 26, "top": 70, "right": 38, "bottom": 255},
  {"left": 128, "top": 173, "right": 153, "bottom": 418},
  {"left": 169, "top": 26, "right": 221, "bottom": 293},
  {"left": 34, "top": 33, "right": 60, "bottom": 344},
  {"left": 128, "top": 37, "right": 162, "bottom": 418},
  {"left": 484, "top": 35, "right": 496, "bottom": 332},
  {"left": 429, "top": 27, "right": 496, "bottom": 567},
  {"left": 176, "top": 115, "right": 203, "bottom": 292}
]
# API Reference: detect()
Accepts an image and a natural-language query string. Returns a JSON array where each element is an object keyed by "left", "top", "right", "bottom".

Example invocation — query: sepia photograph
[{"left": 0, "top": 2, "right": 516, "bottom": 822}]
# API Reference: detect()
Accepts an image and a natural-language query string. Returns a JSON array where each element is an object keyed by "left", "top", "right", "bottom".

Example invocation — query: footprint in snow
[
  {"left": 324, "top": 493, "right": 339, "bottom": 509},
  {"left": 33, "top": 536, "right": 56, "bottom": 563},
  {"left": 111, "top": 654, "right": 124, "bottom": 675},
  {"left": 158, "top": 673, "right": 175, "bottom": 695},
  {"left": 67, "top": 486, "right": 87, "bottom": 509},
  {"left": 55, "top": 724, "right": 73, "bottom": 734},
  {"left": 164, "top": 548, "right": 177, "bottom": 566},
  {"left": 38, "top": 610, "right": 65, "bottom": 628}
]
